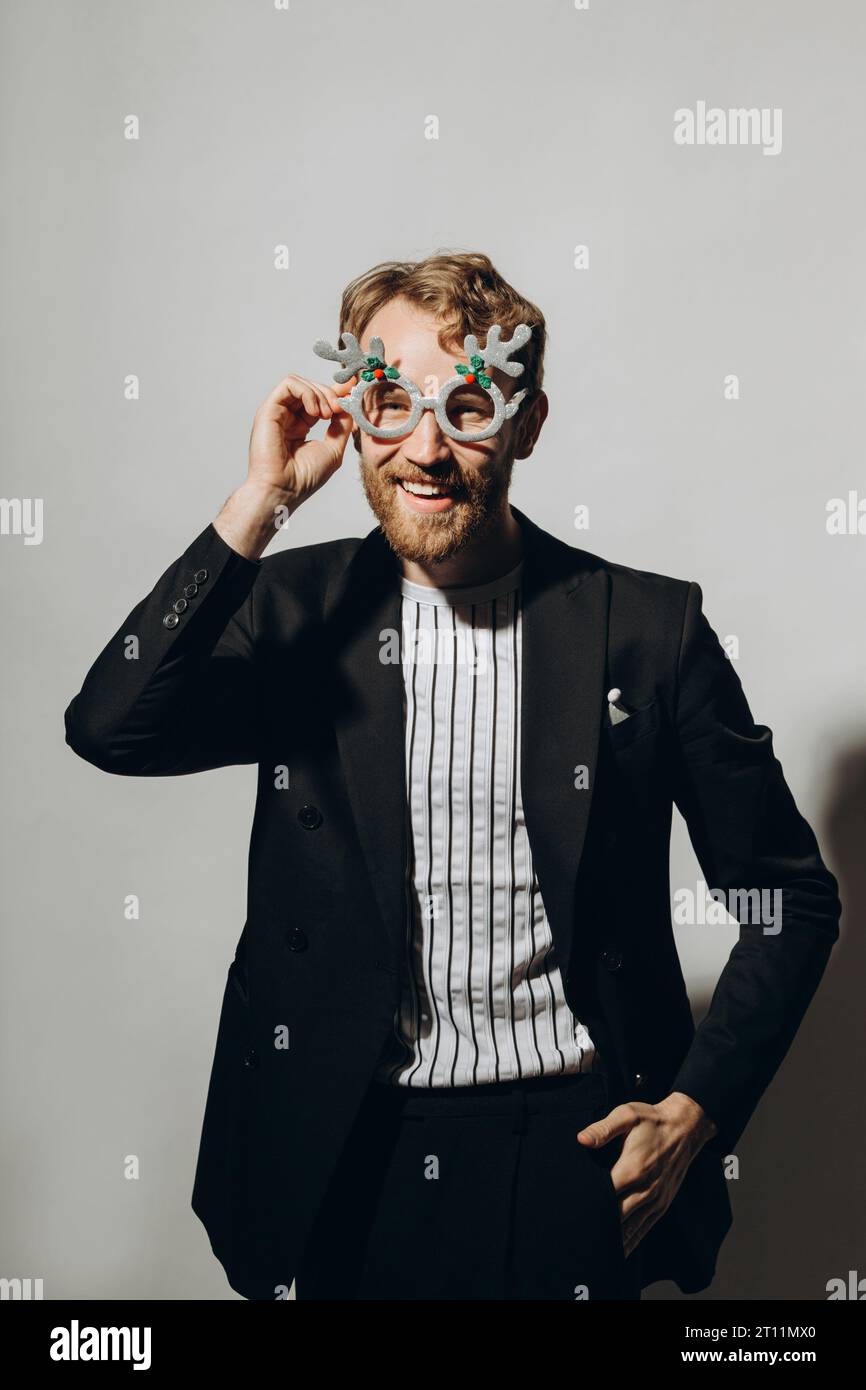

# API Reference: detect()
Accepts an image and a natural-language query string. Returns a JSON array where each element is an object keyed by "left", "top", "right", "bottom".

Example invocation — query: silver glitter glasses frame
[{"left": 312, "top": 323, "right": 533, "bottom": 443}]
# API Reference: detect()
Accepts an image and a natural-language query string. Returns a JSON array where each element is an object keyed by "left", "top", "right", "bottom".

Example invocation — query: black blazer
[{"left": 64, "top": 504, "right": 842, "bottom": 1298}]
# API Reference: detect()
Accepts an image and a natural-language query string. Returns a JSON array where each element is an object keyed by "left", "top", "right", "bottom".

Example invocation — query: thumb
[
  {"left": 326, "top": 407, "right": 354, "bottom": 439},
  {"left": 323, "top": 407, "right": 355, "bottom": 460},
  {"left": 576, "top": 1104, "right": 640, "bottom": 1148}
]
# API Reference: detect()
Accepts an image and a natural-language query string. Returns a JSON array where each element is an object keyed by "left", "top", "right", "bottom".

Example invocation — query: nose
[{"left": 401, "top": 404, "right": 452, "bottom": 466}]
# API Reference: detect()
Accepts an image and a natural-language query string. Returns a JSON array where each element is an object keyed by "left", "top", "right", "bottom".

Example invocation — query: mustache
[{"left": 386, "top": 472, "right": 467, "bottom": 489}]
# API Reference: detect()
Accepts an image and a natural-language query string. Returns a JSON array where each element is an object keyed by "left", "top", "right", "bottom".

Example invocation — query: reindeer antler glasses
[{"left": 312, "top": 323, "right": 533, "bottom": 443}]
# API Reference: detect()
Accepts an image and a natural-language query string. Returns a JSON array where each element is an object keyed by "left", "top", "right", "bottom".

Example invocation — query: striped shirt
[{"left": 374, "top": 559, "right": 601, "bottom": 1087}]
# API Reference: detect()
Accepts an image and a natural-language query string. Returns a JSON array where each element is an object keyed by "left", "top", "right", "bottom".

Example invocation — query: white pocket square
[{"left": 606, "top": 686, "right": 631, "bottom": 725}]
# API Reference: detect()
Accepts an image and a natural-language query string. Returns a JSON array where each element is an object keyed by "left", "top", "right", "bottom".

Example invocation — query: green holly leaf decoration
[
  {"left": 361, "top": 354, "right": 400, "bottom": 380},
  {"left": 454, "top": 359, "right": 492, "bottom": 390}
]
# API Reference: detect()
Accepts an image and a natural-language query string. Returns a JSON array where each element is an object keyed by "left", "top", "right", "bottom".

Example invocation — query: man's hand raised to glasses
[{"left": 214, "top": 373, "right": 356, "bottom": 561}]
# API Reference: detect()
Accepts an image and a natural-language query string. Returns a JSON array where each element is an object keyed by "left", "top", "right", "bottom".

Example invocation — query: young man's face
[{"left": 352, "top": 297, "right": 534, "bottom": 565}]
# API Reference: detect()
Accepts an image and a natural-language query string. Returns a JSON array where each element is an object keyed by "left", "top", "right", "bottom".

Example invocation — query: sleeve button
[
  {"left": 162, "top": 613, "right": 179, "bottom": 629},
  {"left": 194, "top": 568, "right": 209, "bottom": 584}
]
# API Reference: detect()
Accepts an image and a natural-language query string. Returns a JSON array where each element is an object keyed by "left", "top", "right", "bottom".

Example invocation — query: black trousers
[{"left": 295, "top": 1067, "right": 644, "bottom": 1301}]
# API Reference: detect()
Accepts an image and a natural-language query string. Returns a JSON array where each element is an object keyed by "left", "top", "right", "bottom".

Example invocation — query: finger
[
  {"left": 311, "top": 379, "right": 354, "bottom": 413},
  {"left": 324, "top": 409, "right": 354, "bottom": 440},
  {"left": 618, "top": 1184, "right": 654, "bottom": 1221},
  {"left": 274, "top": 392, "right": 320, "bottom": 427},
  {"left": 265, "top": 374, "right": 310, "bottom": 408},
  {"left": 266, "top": 375, "right": 329, "bottom": 416},
  {"left": 284, "top": 373, "right": 355, "bottom": 415},
  {"left": 576, "top": 1103, "right": 642, "bottom": 1147},
  {"left": 329, "top": 377, "right": 358, "bottom": 405},
  {"left": 290, "top": 378, "right": 350, "bottom": 421},
  {"left": 607, "top": 1157, "right": 644, "bottom": 1199},
  {"left": 305, "top": 383, "right": 338, "bottom": 419}
]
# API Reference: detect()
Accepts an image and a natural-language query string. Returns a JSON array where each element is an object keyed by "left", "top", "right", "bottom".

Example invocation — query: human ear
[{"left": 513, "top": 390, "right": 549, "bottom": 459}]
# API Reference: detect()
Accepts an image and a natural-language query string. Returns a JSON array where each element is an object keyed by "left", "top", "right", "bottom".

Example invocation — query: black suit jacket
[{"left": 64, "top": 504, "right": 842, "bottom": 1298}]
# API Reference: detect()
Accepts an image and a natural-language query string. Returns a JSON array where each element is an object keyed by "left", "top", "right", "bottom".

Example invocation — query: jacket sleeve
[
  {"left": 668, "top": 581, "right": 842, "bottom": 1155},
  {"left": 64, "top": 522, "right": 263, "bottom": 776}
]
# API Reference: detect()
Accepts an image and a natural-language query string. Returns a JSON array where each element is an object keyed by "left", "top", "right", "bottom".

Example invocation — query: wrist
[
  {"left": 656, "top": 1091, "right": 719, "bottom": 1148},
  {"left": 215, "top": 480, "right": 295, "bottom": 561}
]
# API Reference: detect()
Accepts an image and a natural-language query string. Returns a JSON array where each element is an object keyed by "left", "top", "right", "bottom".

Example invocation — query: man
[{"left": 64, "top": 251, "right": 842, "bottom": 1301}]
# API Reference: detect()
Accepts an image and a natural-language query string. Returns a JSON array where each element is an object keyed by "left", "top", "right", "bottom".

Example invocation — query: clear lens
[
  {"left": 444, "top": 385, "right": 495, "bottom": 435},
  {"left": 361, "top": 380, "right": 414, "bottom": 431}
]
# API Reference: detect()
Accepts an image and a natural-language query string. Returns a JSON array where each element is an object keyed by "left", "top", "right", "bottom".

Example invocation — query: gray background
[{"left": 2, "top": 0, "right": 863, "bottom": 1300}]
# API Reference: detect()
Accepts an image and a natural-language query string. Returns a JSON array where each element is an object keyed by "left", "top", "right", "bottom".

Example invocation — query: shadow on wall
[{"left": 645, "top": 741, "right": 865, "bottom": 1302}]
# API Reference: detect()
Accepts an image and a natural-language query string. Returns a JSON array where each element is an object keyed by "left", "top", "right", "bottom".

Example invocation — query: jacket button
[
  {"left": 287, "top": 926, "right": 308, "bottom": 952},
  {"left": 194, "top": 568, "right": 209, "bottom": 584},
  {"left": 600, "top": 946, "right": 623, "bottom": 971},
  {"left": 604, "top": 829, "right": 618, "bottom": 850},
  {"left": 172, "top": 597, "right": 188, "bottom": 614},
  {"left": 162, "top": 612, "right": 179, "bottom": 629},
  {"left": 243, "top": 1049, "right": 259, "bottom": 1069},
  {"left": 297, "top": 804, "right": 323, "bottom": 830},
  {"left": 183, "top": 582, "right": 199, "bottom": 599}
]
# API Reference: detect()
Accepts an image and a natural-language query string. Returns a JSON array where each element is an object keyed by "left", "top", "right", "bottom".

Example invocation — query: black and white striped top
[{"left": 374, "top": 560, "right": 600, "bottom": 1087}]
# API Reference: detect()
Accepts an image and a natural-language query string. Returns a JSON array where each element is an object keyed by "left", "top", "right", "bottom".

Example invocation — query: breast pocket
[
  {"left": 604, "top": 698, "right": 660, "bottom": 752},
  {"left": 600, "top": 698, "right": 669, "bottom": 825}
]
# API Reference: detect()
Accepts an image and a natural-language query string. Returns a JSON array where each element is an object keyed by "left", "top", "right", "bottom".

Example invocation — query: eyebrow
[
  {"left": 370, "top": 380, "right": 489, "bottom": 400},
  {"left": 375, "top": 356, "right": 481, "bottom": 376}
]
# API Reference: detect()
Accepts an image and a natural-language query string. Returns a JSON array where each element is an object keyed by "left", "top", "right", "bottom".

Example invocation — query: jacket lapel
[
  {"left": 514, "top": 506, "right": 610, "bottom": 978},
  {"left": 326, "top": 528, "right": 408, "bottom": 963},
  {"left": 326, "top": 506, "right": 610, "bottom": 973}
]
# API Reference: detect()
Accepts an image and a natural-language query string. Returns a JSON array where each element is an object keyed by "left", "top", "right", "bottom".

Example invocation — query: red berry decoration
[
  {"left": 360, "top": 354, "right": 401, "bottom": 383},
  {"left": 454, "top": 353, "right": 492, "bottom": 389}
]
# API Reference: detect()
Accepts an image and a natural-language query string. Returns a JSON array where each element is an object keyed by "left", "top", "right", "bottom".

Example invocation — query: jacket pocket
[{"left": 604, "top": 698, "right": 660, "bottom": 751}]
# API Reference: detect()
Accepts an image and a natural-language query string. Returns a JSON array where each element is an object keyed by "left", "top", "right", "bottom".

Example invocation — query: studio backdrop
[{"left": 1, "top": 0, "right": 863, "bottom": 1300}]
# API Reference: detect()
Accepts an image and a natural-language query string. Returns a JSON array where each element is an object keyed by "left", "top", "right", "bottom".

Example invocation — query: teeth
[{"left": 401, "top": 480, "right": 450, "bottom": 497}]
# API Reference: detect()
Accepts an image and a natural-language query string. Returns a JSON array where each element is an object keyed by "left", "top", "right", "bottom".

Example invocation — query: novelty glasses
[{"left": 312, "top": 323, "right": 532, "bottom": 443}]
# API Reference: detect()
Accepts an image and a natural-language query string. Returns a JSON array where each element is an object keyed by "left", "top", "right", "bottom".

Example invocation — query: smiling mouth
[{"left": 395, "top": 479, "right": 459, "bottom": 498}]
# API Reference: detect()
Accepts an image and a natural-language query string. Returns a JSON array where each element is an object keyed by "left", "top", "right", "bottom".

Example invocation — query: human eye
[
  {"left": 362, "top": 381, "right": 413, "bottom": 427},
  {"left": 446, "top": 389, "right": 494, "bottom": 430}
]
